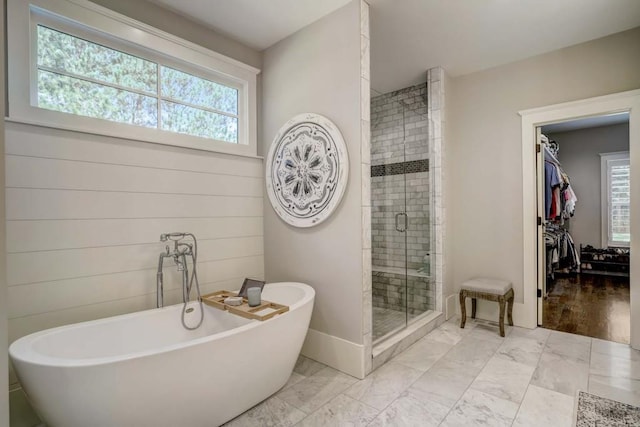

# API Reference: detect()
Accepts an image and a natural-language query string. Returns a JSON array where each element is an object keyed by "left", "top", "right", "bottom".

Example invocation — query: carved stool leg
[
  {"left": 507, "top": 290, "right": 514, "bottom": 326},
  {"left": 471, "top": 298, "right": 477, "bottom": 319},
  {"left": 498, "top": 296, "right": 506, "bottom": 337},
  {"left": 459, "top": 290, "right": 467, "bottom": 329}
]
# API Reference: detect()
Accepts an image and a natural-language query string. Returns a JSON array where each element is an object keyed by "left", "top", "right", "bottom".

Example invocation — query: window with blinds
[{"left": 602, "top": 152, "right": 630, "bottom": 247}]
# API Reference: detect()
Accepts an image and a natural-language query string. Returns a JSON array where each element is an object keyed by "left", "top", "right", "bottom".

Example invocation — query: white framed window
[
  {"left": 601, "top": 151, "right": 630, "bottom": 247},
  {"left": 7, "top": 0, "right": 259, "bottom": 157}
]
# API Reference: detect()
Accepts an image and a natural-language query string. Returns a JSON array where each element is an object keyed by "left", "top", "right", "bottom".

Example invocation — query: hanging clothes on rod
[
  {"left": 542, "top": 136, "right": 578, "bottom": 221},
  {"left": 542, "top": 133, "right": 579, "bottom": 277},
  {"left": 545, "top": 224, "right": 580, "bottom": 277}
]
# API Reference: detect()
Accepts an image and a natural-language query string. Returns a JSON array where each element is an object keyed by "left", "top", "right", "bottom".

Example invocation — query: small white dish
[{"left": 224, "top": 296, "right": 243, "bottom": 306}]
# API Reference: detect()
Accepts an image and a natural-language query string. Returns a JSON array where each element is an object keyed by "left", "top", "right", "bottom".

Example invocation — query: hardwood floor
[{"left": 543, "top": 273, "right": 630, "bottom": 344}]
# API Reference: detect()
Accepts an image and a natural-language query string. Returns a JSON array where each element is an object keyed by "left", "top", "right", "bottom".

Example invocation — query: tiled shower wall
[
  {"left": 370, "top": 84, "right": 432, "bottom": 314},
  {"left": 371, "top": 88, "right": 429, "bottom": 165},
  {"left": 372, "top": 271, "right": 435, "bottom": 315},
  {"left": 371, "top": 163, "right": 429, "bottom": 270}
]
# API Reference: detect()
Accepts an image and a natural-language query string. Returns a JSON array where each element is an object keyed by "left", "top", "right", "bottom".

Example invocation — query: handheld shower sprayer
[
  {"left": 156, "top": 232, "right": 204, "bottom": 330},
  {"left": 160, "top": 232, "right": 187, "bottom": 242}
]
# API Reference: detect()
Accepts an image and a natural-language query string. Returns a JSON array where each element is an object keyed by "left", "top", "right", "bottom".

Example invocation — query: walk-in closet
[{"left": 539, "top": 113, "right": 631, "bottom": 343}]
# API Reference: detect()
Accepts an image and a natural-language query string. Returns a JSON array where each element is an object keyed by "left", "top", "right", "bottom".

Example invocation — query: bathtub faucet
[
  {"left": 156, "top": 233, "right": 195, "bottom": 308},
  {"left": 156, "top": 232, "right": 204, "bottom": 330},
  {"left": 156, "top": 247, "right": 170, "bottom": 308},
  {"left": 173, "top": 243, "right": 193, "bottom": 272}
]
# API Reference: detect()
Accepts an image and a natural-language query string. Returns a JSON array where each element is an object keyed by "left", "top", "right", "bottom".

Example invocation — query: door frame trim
[{"left": 519, "top": 89, "right": 640, "bottom": 348}]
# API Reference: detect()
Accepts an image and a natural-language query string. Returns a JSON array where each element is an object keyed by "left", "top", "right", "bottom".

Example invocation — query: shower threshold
[
  {"left": 373, "top": 308, "right": 437, "bottom": 345},
  {"left": 371, "top": 310, "right": 443, "bottom": 372}
]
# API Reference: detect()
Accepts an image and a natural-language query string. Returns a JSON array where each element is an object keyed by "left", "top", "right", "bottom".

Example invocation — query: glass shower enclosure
[{"left": 370, "top": 84, "right": 434, "bottom": 343}]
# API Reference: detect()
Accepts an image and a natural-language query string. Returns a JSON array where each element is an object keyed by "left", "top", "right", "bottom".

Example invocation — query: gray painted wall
[
  {"left": 262, "top": 1, "right": 364, "bottom": 344},
  {"left": 447, "top": 26, "right": 640, "bottom": 309},
  {"left": 549, "top": 123, "right": 630, "bottom": 251}
]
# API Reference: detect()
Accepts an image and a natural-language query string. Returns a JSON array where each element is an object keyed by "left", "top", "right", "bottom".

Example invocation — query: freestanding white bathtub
[{"left": 9, "top": 282, "right": 314, "bottom": 427}]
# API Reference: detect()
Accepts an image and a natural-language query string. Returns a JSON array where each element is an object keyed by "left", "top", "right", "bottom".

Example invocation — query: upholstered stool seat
[{"left": 459, "top": 277, "right": 514, "bottom": 337}]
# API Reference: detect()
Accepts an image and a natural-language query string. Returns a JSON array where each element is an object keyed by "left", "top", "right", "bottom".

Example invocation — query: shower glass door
[
  {"left": 371, "top": 108, "right": 408, "bottom": 342},
  {"left": 371, "top": 85, "right": 432, "bottom": 344}
]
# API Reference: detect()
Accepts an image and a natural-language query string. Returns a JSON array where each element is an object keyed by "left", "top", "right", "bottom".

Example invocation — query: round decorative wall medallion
[{"left": 266, "top": 113, "right": 349, "bottom": 228}]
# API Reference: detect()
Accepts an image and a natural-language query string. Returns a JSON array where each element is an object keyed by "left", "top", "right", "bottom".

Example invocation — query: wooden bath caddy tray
[{"left": 200, "top": 290, "right": 289, "bottom": 321}]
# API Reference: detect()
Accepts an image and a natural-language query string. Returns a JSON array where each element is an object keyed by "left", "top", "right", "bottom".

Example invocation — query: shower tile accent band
[{"left": 371, "top": 159, "right": 429, "bottom": 177}]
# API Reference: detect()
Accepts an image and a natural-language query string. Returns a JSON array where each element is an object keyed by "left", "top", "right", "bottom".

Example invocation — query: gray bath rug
[{"left": 575, "top": 391, "right": 640, "bottom": 426}]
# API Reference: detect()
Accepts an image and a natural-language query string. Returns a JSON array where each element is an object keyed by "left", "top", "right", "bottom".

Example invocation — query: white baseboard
[
  {"left": 445, "top": 293, "right": 457, "bottom": 320},
  {"left": 454, "top": 296, "right": 534, "bottom": 329},
  {"left": 301, "top": 328, "right": 365, "bottom": 379}
]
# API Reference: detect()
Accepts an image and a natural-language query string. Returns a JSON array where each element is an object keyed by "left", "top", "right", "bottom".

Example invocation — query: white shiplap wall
[{"left": 6, "top": 121, "right": 264, "bottom": 352}]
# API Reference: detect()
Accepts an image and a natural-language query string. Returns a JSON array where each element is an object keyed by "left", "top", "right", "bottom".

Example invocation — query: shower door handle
[{"left": 395, "top": 212, "right": 408, "bottom": 232}]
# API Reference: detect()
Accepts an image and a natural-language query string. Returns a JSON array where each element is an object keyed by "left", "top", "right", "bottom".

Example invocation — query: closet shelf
[
  {"left": 580, "top": 244, "right": 630, "bottom": 277},
  {"left": 580, "top": 270, "right": 629, "bottom": 278},
  {"left": 583, "top": 260, "right": 629, "bottom": 266}
]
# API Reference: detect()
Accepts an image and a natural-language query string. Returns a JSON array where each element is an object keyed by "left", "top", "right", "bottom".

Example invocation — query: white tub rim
[{"left": 9, "top": 281, "right": 314, "bottom": 368}]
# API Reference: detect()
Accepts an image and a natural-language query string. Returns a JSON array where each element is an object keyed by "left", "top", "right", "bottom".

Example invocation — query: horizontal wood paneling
[
  {"left": 6, "top": 122, "right": 264, "bottom": 177},
  {"left": 6, "top": 122, "right": 265, "bottom": 349},
  {"left": 8, "top": 256, "right": 264, "bottom": 318},
  {"left": 6, "top": 155, "right": 263, "bottom": 197},
  {"left": 7, "top": 189, "right": 262, "bottom": 220},
  {"left": 8, "top": 236, "right": 263, "bottom": 286},
  {"left": 8, "top": 217, "right": 263, "bottom": 252}
]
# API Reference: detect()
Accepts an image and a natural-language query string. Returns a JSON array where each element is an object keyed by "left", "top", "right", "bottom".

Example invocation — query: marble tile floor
[{"left": 225, "top": 316, "right": 640, "bottom": 426}]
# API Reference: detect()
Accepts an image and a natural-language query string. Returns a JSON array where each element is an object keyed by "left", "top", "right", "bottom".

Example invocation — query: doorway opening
[
  {"left": 536, "top": 113, "right": 630, "bottom": 343},
  {"left": 519, "top": 88, "right": 640, "bottom": 349}
]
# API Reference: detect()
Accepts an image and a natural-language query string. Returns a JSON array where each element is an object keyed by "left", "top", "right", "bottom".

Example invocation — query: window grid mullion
[
  {"left": 37, "top": 65, "right": 158, "bottom": 98},
  {"left": 159, "top": 94, "right": 239, "bottom": 120},
  {"left": 157, "top": 64, "right": 162, "bottom": 131}
]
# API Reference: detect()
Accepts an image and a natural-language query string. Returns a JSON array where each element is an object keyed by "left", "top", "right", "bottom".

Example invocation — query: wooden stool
[{"left": 459, "top": 278, "right": 514, "bottom": 337}]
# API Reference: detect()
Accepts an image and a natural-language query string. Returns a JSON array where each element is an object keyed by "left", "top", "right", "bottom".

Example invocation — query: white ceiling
[
  {"left": 146, "top": 0, "right": 352, "bottom": 51},
  {"left": 149, "top": 0, "right": 640, "bottom": 94},
  {"left": 368, "top": 0, "right": 640, "bottom": 93}
]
